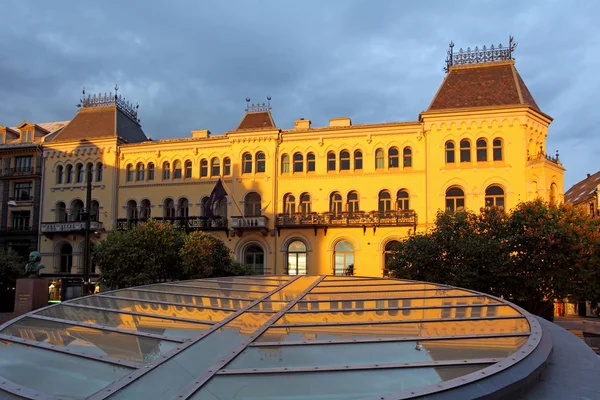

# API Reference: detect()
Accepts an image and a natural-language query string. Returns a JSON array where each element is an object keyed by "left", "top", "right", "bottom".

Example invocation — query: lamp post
[{"left": 81, "top": 168, "right": 93, "bottom": 296}]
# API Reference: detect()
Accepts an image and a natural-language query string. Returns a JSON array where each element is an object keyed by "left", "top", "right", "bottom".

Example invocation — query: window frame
[
  {"left": 476, "top": 139, "right": 488, "bottom": 162},
  {"left": 460, "top": 140, "right": 471, "bottom": 163},
  {"left": 354, "top": 150, "right": 363, "bottom": 170},
  {"left": 255, "top": 152, "right": 266, "bottom": 173},
  {"left": 445, "top": 141, "right": 455, "bottom": 164},
  {"left": 388, "top": 147, "right": 399, "bottom": 168}
]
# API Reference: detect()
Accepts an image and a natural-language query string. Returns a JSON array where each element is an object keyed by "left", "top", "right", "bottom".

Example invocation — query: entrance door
[{"left": 245, "top": 245, "right": 264, "bottom": 275}]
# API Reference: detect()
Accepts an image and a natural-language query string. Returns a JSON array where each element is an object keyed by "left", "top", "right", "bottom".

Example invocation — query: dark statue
[{"left": 25, "top": 251, "right": 45, "bottom": 277}]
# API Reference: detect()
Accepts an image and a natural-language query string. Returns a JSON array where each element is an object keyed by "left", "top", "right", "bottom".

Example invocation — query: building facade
[
  {"left": 37, "top": 45, "right": 565, "bottom": 280},
  {"left": 564, "top": 171, "right": 600, "bottom": 218}
]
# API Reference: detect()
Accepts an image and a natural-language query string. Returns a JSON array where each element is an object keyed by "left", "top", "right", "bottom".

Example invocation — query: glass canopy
[{"left": 0, "top": 275, "right": 540, "bottom": 399}]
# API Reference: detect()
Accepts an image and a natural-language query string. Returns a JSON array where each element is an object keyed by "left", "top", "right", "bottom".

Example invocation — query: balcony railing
[
  {"left": 230, "top": 216, "right": 269, "bottom": 229},
  {"left": 116, "top": 216, "right": 228, "bottom": 232},
  {"left": 9, "top": 195, "right": 33, "bottom": 202},
  {"left": 276, "top": 210, "right": 418, "bottom": 228},
  {"left": 41, "top": 221, "right": 104, "bottom": 234},
  {"left": 527, "top": 151, "right": 560, "bottom": 165},
  {"left": 1, "top": 167, "right": 41, "bottom": 177}
]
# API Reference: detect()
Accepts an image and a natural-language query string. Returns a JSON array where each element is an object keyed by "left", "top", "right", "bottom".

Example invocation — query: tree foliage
[
  {"left": 385, "top": 200, "right": 600, "bottom": 316},
  {"left": 0, "top": 251, "right": 26, "bottom": 290},
  {"left": 94, "top": 220, "right": 252, "bottom": 289}
]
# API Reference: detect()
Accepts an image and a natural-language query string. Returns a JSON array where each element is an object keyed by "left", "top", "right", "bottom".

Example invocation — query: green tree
[
  {"left": 0, "top": 251, "right": 26, "bottom": 290},
  {"left": 180, "top": 232, "right": 253, "bottom": 278}
]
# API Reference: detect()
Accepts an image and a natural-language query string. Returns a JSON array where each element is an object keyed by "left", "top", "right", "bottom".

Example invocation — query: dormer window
[{"left": 21, "top": 130, "right": 33, "bottom": 143}]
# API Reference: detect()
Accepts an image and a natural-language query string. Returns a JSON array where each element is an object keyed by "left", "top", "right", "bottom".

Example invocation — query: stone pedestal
[{"left": 14, "top": 279, "right": 48, "bottom": 315}]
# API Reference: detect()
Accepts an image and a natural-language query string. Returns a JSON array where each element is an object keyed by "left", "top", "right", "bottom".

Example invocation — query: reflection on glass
[
  {"left": 1, "top": 317, "right": 177, "bottom": 363},
  {"left": 37, "top": 305, "right": 212, "bottom": 339},
  {"left": 175, "top": 281, "right": 278, "bottom": 291},
  {"left": 203, "top": 276, "right": 291, "bottom": 285},
  {"left": 311, "top": 283, "right": 446, "bottom": 293},
  {"left": 248, "top": 301, "right": 288, "bottom": 312},
  {"left": 147, "top": 284, "right": 267, "bottom": 299},
  {"left": 256, "top": 318, "right": 530, "bottom": 343},
  {"left": 303, "top": 289, "right": 474, "bottom": 301},
  {"left": 100, "top": 289, "right": 252, "bottom": 309},
  {"left": 191, "top": 365, "right": 490, "bottom": 400},
  {"left": 0, "top": 340, "right": 132, "bottom": 398},
  {"left": 72, "top": 296, "right": 235, "bottom": 321}
]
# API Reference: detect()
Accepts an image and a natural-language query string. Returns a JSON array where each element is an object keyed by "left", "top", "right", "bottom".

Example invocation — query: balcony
[
  {"left": 230, "top": 216, "right": 269, "bottom": 236},
  {"left": 116, "top": 216, "right": 228, "bottom": 232},
  {"left": 41, "top": 221, "right": 104, "bottom": 235},
  {"left": 527, "top": 151, "right": 561, "bottom": 166},
  {"left": 9, "top": 195, "right": 33, "bottom": 202},
  {"left": 276, "top": 210, "right": 418, "bottom": 235},
  {"left": 1, "top": 167, "right": 41, "bottom": 178}
]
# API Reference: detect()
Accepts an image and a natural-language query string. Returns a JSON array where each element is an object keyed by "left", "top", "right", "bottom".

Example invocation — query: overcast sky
[{"left": 1, "top": 0, "right": 598, "bottom": 188}]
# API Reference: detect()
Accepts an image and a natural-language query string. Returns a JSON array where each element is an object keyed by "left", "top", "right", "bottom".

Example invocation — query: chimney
[
  {"left": 191, "top": 129, "right": 210, "bottom": 139},
  {"left": 294, "top": 118, "right": 311, "bottom": 130},
  {"left": 329, "top": 117, "right": 351, "bottom": 127},
  {"left": 587, "top": 173, "right": 591, "bottom": 178}
]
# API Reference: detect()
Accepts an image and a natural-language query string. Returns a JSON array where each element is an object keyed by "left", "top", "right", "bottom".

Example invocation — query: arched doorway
[
  {"left": 334, "top": 241, "right": 354, "bottom": 276},
  {"left": 244, "top": 245, "right": 264, "bottom": 275},
  {"left": 384, "top": 240, "right": 400, "bottom": 276},
  {"left": 59, "top": 243, "right": 73, "bottom": 273},
  {"left": 287, "top": 241, "right": 307, "bottom": 275}
]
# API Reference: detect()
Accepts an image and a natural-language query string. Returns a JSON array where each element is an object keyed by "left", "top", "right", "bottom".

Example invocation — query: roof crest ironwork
[{"left": 445, "top": 36, "right": 517, "bottom": 73}]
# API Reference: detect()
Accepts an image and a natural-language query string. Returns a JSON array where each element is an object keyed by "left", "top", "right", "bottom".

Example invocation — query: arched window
[
  {"left": 397, "top": 190, "right": 409, "bottom": 210},
  {"left": 59, "top": 243, "right": 73, "bottom": 273},
  {"left": 200, "top": 159, "right": 208, "bottom": 177},
  {"left": 334, "top": 241, "right": 354, "bottom": 276},
  {"left": 90, "top": 200, "right": 99, "bottom": 222},
  {"left": 330, "top": 192, "right": 343, "bottom": 214},
  {"left": 384, "top": 241, "right": 400, "bottom": 274},
  {"left": 485, "top": 185, "right": 505, "bottom": 208},
  {"left": 403, "top": 147, "right": 412, "bottom": 167},
  {"left": 375, "top": 149, "right": 384, "bottom": 169},
  {"left": 173, "top": 161, "right": 182, "bottom": 179},
  {"left": 126, "top": 200, "right": 138, "bottom": 220},
  {"left": 85, "top": 163, "right": 94, "bottom": 182},
  {"left": 347, "top": 191, "right": 359, "bottom": 214},
  {"left": 476, "top": 139, "right": 488, "bottom": 162},
  {"left": 244, "top": 245, "right": 264, "bottom": 275},
  {"left": 71, "top": 200, "right": 84, "bottom": 222},
  {"left": 140, "top": 199, "right": 151, "bottom": 219},
  {"left": 354, "top": 150, "right": 363, "bottom": 170},
  {"left": 281, "top": 154, "right": 290, "bottom": 173},
  {"left": 549, "top": 183, "right": 558, "bottom": 204},
  {"left": 445, "top": 187, "right": 465, "bottom": 212},
  {"left": 211, "top": 158, "right": 220, "bottom": 176},
  {"left": 292, "top": 153, "right": 303, "bottom": 173},
  {"left": 256, "top": 152, "right": 266, "bottom": 173},
  {"left": 445, "top": 141, "right": 455, "bottom": 163},
  {"left": 307, "top": 153, "right": 315, "bottom": 172},
  {"left": 215, "top": 198, "right": 227, "bottom": 218},
  {"left": 56, "top": 165, "right": 63, "bottom": 184},
  {"left": 223, "top": 157, "right": 231, "bottom": 176},
  {"left": 177, "top": 198, "right": 189, "bottom": 218},
  {"left": 125, "top": 164, "right": 134, "bottom": 182},
  {"left": 95, "top": 162, "right": 103, "bottom": 182},
  {"left": 243, "top": 153, "right": 252, "bottom": 174},
  {"left": 163, "top": 198, "right": 175, "bottom": 219},
  {"left": 147, "top": 163, "right": 154, "bottom": 181},
  {"left": 76, "top": 163, "right": 84, "bottom": 183},
  {"left": 300, "top": 193, "right": 311, "bottom": 215},
  {"left": 245, "top": 192, "right": 261, "bottom": 217},
  {"left": 163, "top": 162, "right": 171, "bottom": 180},
  {"left": 493, "top": 138, "right": 503, "bottom": 161},
  {"left": 284, "top": 194, "right": 296, "bottom": 215},
  {"left": 460, "top": 140, "right": 471, "bottom": 163},
  {"left": 388, "top": 147, "right": 399, "bottom": 168},
  {"left": 378, "top": 190, "right": 392, "bottom": 212},
  {"left": 65, "top": 164, "right": 73, "bottom": 183},
  {"left": 340, "top": 150, "right": 350, "bottom": 171},
  {"left": 55, "top": 202, "right": 66, "bottom": 222},
  {"left": 136, "top": 163, "right": 145, "bottom": 181},
  {"left": 327, "top": 152, "right": 336, "bottom": 171},
  {"left": 185, "top": 160, "right": 193, "bottom": 178},
  {"left": 200, "top": 197, "right": 210, "bottom": 217},
  {"left": 287, "top": 241, "right": 307, "bottom": 275}
]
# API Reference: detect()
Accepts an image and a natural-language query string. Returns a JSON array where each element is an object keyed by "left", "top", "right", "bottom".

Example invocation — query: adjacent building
[
  {"left": 35, "top": 42, "right": 565, "bottom": 281},
  {"left": 564, "top": 171, "right": 600, "bottom": 218}
]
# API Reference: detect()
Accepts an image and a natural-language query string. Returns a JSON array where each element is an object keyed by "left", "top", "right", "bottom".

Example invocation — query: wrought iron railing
[
  {"left": 445, "top": 36, "right": 516, "bottom": 72},
  {"left": 116, "top": 216, "right": 228, "bottom": 232},
  {"left": 276, "top": 210, "right": 417, "bottom": 227},
  {"left": 527, "top": 151, "right": 560, "bottom": 164},
  {"left": 230, "top": 216, "right": 268, "bottom": 229},
  {"left": 2, "top": 167, "right": 41, "bottom": 177},
  {"left": 41, "top": 221, "right": 103, "bottom": 234}
]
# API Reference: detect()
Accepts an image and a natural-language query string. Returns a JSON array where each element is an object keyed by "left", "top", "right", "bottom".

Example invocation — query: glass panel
[
  {"left": 292, "top": 296, "right": 501, "bottom": 311},
  {"left": 334, "top": 241, "right": 353, "bottom": 251},
  {"left": 191, "top": 365, "right": 490, "bottom": 400},
  {"left": 37, "top": 305, "right": 212, "bottom": 339},
  {"left": 248, "top": 301, "right": 289, "bottom": 312},
  {"left": 256, "top": 317, "right": 529, "bottom": 343},
  {"left": 302, "top": 289, "right": 475, "bottom": 301},
  {"left": 1, "top": 317, "right": 177, "bottom": 363},
  {"left": 204, "top": 276, "right": 291, "bottom": 285},
  {"left": 143, "top": 284, "right": 267, "bottom": 299},
  {"left": 274, "top": 305, "right": 520, "bottom": 325},
  {"left": 229, "top": 336, "right": 527, "bottom": 369},
  {"left": 0, "top": 339, "right": 132, "bottom": 398},
  {"left": 173, "top": 281, "right": 274, "bottom": 291},
  {"left": 113, "top": 277, "right": 319, "bottom": 399},
  {"left": 311, "top": 283, "right": 446, "bottom": 293},
  {"left": 77, "top": 293, "right": 241, "bottom": 317}
]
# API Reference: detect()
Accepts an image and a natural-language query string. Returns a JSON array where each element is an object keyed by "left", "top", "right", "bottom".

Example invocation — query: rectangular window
[
  {"left": 224, "top": 162, "right": 231, "bottom": 176},
  {"left": 455, "top": 302, "right": 467, "bottom": 318},
  {"left": 14, "top": 182, "right": 32, "bottom": 201},
  {"left": 441, "top": 301, "right": 452, "bottom": 318},
  {"left": 470, "top": 302, "right": 483, "bottom": 318},
  {"left": 307, "top": 155, "right": 315, "bottom": 172},
  {"left": 15, "top": 156, "right": 33, "bottom": 173},
  {"left": 477, "top": 148, "right": 487, "bottom": 162},
  {"left": 12, "top": 211, "right": 30, "bottom": 231},
  {"left": 486, "top": 305, "right": 498, "bottom": 317}
]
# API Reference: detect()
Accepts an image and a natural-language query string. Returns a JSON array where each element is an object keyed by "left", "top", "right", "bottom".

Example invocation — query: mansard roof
[
  {"left": 235, "top": 110, "right": 276, "bottom": 131},
  {"left": 565, "top": 171, "right": 600, "bottom": 205}
]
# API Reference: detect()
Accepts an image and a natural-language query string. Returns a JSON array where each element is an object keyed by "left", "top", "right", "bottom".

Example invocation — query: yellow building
[{"left": 38, "top": 42, "right": 564, "bottom": 280}]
